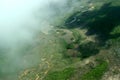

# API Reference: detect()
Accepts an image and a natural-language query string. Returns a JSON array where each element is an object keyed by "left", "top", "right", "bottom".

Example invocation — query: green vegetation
[
  {"left": 81, "top": 61, "right": 108, "bottom": 80},
  {"left": 71, "top": 29, "right": 82, "bottom": 43},
  {"left": 1, "top": 1, "right": 120, "bottom": 80},
  {"left": 110, "top": 25, "right": 120, "bottom": 35},
  {"left": 44, "top": 67, "right": 75, "bottom": 80},
  {"left": 79, "top": 42, "right": 99, "bottom": 59},
  {"left": 66, "top": 43, "right": 75, "bottom": 49},
  {"left": 59, "top": 38, "right": 68, "bottom": 48}
]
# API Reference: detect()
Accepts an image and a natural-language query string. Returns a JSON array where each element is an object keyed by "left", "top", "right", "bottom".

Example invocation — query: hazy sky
[
  {"left": 0, "top": 0, "right": 39, "bottom": 45},
  {"left": 0, "top": 0, "right": 70, "bottom": 76},
  {"left": 0, "top": 0, "right": 89, "bottom": 78},
  {"left": 0, "top": 0, "right": 71, "bottom": 47}
]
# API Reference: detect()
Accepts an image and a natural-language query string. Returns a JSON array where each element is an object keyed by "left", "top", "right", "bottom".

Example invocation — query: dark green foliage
[
  {"left": 65, "top": 3, "right": 120, "bottom": 46},
  {"left": 44, "top": 67, "right": 75, "bottom": 80},
  {"left": 66, "top": 43, "right": 74, "bottom": 49},
  {"left": 79, "top": 42, "right": 99, "bottom": 59},
  {"left": 81, "top": 61, "right": 108, "bottom": 80}
]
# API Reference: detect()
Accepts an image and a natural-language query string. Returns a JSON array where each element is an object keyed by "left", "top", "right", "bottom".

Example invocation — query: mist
[
  {"left": 0, "top": 0, "right": 67, "bottom": 75},
  {"left": 0, "top": 0, "right": 84, "bottom": 46},
  {"left": 0, "top": 0, "right": 56, "bottom": 47},
  {"left": 0, "top": 0, "right": 88, "bottom": 79}
]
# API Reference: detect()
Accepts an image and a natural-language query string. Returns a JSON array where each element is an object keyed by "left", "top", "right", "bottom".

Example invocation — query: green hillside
[{"left": 0, "top": 0, "right": 120, "bottom": 80}]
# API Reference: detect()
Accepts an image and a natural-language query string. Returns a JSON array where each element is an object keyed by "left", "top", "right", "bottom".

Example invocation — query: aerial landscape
[{"left": 0, "top": 0, "right": 120, "bottom": 80}]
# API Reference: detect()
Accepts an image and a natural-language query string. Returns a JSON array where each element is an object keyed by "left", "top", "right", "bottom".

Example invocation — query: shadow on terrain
[
  {"left": 64, "top": 3, "right": 120, "bottom": 59},
  {"left": 79, "top": 41, "right": 99, "bottom": 59}
]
